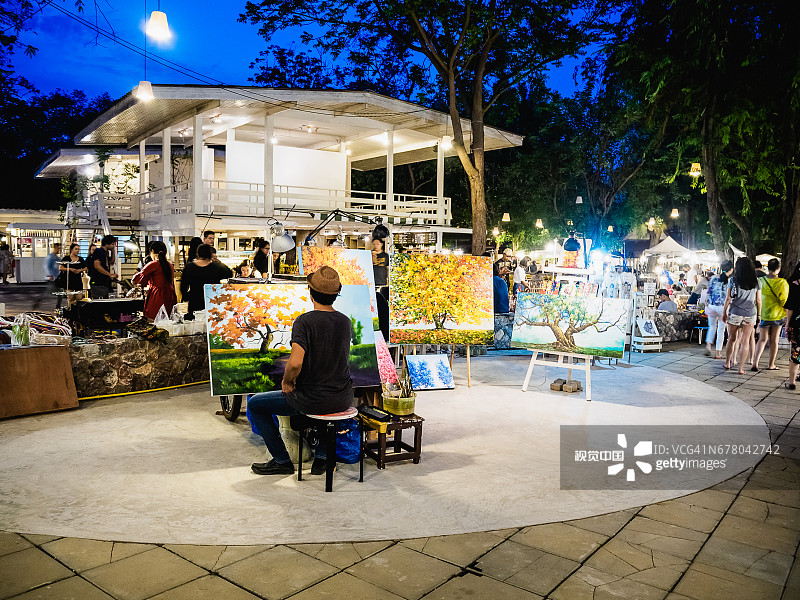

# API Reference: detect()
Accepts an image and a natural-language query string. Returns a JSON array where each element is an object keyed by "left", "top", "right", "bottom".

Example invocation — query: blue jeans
[{"left": 247, "top": 390, "right": 326, "bottom": 463}]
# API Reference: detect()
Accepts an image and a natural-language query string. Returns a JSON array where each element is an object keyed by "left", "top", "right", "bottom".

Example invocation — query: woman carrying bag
[
  {"left": 722, "top": 258, "right": 761, "bottom": 375},
  {"left": 132, "top": 240, "right": 177, "bottom": 320}
]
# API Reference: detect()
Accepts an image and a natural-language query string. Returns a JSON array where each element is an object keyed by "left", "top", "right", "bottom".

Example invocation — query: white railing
[{"left": 86, "top": 180, "right": 451, "bottom": 228}]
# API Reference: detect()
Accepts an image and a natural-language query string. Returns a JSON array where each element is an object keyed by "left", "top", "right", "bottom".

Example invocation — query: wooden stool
[
  {"left": 361, "top": 414, "right": 424, "bottom": 469},
  {"left": 291, "top": 407, "right": 362, "bottom": 492}
]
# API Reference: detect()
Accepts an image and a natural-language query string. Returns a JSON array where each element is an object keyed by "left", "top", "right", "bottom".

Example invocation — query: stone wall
[
  {"left": 69, "top": 334, "right": 209, "bottom": 398},
  {"left": 654, "top": 311, "right": 698, "bottom": 343},
  {"left": 494, "top": 313, "right": 515, "bottom": 349}
]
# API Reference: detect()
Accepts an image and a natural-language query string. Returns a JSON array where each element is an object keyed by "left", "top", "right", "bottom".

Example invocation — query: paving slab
[
  {"left": 0, "top": 532, "right": 33, "bottom": 558},
  {"left": 510, "top": 523, "right": 608, "bottom": 562},
  {"left": 0, "top": 547, "right": 73, "bottom": 600},
  {"left": 4, "top": 575, "right": 115, "bottom": 600},
  {"left": 714, "top": 514, "right": 799, "bottom": 554},
  {"left": 80, "top": 547, "right": 206, "bottom": 600},
  {"left": 413, "top": 532, "right": 503, "bottom": 566},
  {"left": 41, "top": 538, "right": 154, "bottom": 573},
  {"left": 420, "top": 573, "right": 542, "bottom": 600},
  {"left": 163, "top": 544, "right": 272, "bottom": 572},
  {"left": 289, "top": 572, "right": 406, "bottom": 600},
  {"left": 345, "top": 545, "right": 460, "bottom": 600},
  {"left": 218, "top": 546, "right": 337, "bottom": 600},
  {"left": 146, "top": 574, "right": 261, "bottom": 600},
  {"left": 674, "top": 563, "right": 783, "bottom": 600}
]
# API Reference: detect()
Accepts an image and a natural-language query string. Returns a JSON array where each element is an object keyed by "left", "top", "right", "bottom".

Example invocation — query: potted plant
[{"left": 381, "top": 373, "right": 416, "bottom": 416}]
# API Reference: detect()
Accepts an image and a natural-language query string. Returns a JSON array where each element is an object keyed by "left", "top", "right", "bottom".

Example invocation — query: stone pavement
[{"left": 1, "top": 342, "right": 798, "bottom": 600}]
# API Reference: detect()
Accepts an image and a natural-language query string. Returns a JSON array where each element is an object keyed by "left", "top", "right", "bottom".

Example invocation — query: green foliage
[
  {"left": 208, "top": 348, "right": 289, "bottom": 395},
  {"left": 350, "top": 316, "right": 363, "bottom": 345},
  {"left": 209, "top": 334, "right": 234, "bottom": 350}
]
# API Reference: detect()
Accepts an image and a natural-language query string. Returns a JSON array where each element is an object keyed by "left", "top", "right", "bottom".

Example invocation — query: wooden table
[
  {"left": 0, "top": 345, "right": 79, "bottom": 419},
  {"left": 361, "top": 414, "right": 424, "bottom": 469}
]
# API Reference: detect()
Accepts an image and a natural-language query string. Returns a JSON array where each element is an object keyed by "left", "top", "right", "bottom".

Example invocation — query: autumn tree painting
[
  {"left": 204, "top": 283, "right": 380, "bottom": 395},
  {"left": 389, "top": 254, "right": 493, "bottom": 344},
  {"left": 301, "top": 246, "right": 378, "bottom": 319},
  {"left": 512, "top": 293, "right": 630, "bottom": 358}
]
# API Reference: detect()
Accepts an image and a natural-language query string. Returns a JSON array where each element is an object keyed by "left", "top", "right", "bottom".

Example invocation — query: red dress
[{"left": 133, "top": 260, "right": 178, "bottom": 320}]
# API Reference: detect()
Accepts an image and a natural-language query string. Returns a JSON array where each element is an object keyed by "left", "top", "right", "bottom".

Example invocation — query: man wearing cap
[{"left": 248, "top": 266, "right": 354, "bottom": 476}]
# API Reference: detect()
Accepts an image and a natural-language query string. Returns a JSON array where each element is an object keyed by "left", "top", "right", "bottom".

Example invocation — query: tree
[
  {"left": 514, "top": 293, "right": 625, "bottom": 354},
  {"left": 609, "top": 0, "right": 799, "bottom": 260},
  {"left": 389, "top": 253, "right": 492, "bottom": 343},
  {"left": 206, "top": 285, "right": 309, "bottom": 350},
  {"left": 240, "top": 0, "right": 620, "bottom": 255}
]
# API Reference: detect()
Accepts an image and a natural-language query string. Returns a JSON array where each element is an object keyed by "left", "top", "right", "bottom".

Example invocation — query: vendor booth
[{"left": 7, "top": 222, "right": 68, "bottom": 283}]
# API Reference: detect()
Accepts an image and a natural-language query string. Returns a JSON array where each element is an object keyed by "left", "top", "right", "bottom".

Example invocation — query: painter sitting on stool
[{"left": 248, "top": 266, "right": 354, "bottom": 476}]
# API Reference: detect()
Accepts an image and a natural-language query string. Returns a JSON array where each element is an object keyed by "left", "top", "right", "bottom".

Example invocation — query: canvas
[
  {"left": 205, "top": 283, "right": 379, "bottom": 396},
  {"left": 389, "top": 253, "right": 493, "bottom": 344},
  {"left": 404, "top": 354, "right": 455, "bottom": 390},
  {"left": 374, "top": 330, "right": 399, "bottom": 385},
  {"left": 512, "top": 293, "right": 630, "bottom": 358},
  {"left": 299, "top": 246, "right": 378, "bottom": 322}
]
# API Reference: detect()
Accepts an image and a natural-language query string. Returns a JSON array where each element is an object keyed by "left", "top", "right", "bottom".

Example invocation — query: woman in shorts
[
  {"left": 752, "top": 258, "right": 789, "bottom": 371},
  {"left": 783, "top": 262, "right": 800, "bottom": 390},
  {"left": 722, "top": 257, "right": 761, "bottom": 374}
]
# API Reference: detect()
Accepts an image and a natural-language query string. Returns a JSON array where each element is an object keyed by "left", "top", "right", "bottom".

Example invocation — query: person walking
[
  {"left": 179, "top": 244, "right": 233, "bottom": 319},
  {"left": 752, "top": 258, "right": 789, "bottom": 371},
  {"left": 132, "top": 241, "right": 177, "bottom": 320},
  {"left": 783, "top": 262, "right": 800, "bottom": 390},
  {"left": 723, "top": 258, "right": 761, "bottom": 374},
  {"left": 705, "top": 260, "right": 733, "bottom": 359},
  {"left": 0, "top": 243, "right": 15, "bottom": 284}
]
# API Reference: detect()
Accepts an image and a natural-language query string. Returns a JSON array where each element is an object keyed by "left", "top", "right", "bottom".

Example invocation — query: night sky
[{"left": 16, "top": 1, "right": 579, "bottom": 102}]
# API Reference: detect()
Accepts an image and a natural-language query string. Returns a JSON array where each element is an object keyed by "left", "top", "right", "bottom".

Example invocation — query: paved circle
[{"left": 0, "top": 356, "right": 767, "bottom": 545}]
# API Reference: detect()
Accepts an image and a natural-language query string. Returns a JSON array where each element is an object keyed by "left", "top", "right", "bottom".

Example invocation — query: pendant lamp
[{"left": 146, "top": 7, "right": 171, "bottom": 41}]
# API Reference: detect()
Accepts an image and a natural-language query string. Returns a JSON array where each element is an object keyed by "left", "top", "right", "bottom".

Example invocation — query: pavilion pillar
[
  {"left": 192, "top": 115, "right": 203, "bottom": 213},
  {"left": 386, "top": 131, "right": 394, "bottom": 218},
  {"left": 138, "top": 141, "right": 146, "bottom": 193},
  {"left": 264, "top": 115, "right": 274, "bottom": 218},
  {"left": 162, "top": 126, "right": 171, "bottom": 190},
  {"left": 437, "top": 138, "right": 445, "bottom": 225}
]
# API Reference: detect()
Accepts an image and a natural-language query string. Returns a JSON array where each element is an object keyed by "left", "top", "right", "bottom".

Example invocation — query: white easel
[{"left": 521, "top": 350, "right": 592, "bottom": 401}]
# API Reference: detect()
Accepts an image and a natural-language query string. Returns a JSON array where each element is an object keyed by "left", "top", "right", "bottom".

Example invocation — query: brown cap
[{"left": 306, "top": 265, "right": 342, "bottom": 295}]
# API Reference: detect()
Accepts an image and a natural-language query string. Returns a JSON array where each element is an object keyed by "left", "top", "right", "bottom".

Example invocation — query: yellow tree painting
[{"left": 389, "top": 253, "right": 493, "bottom": 344}]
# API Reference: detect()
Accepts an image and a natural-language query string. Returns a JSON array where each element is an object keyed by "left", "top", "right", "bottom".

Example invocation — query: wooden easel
[{"left": 521, "top": 350, "right": 592, "bottom": 401}]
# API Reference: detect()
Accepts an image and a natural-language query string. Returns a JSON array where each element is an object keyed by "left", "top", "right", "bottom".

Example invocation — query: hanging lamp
[
  {"left": 146, "top": 1, "right": 171, "bottom": 42},
  {"left": 502, "top": 212, "right": 510, "bottom": 222},
  {"left": 575, "top": 195, "right": 583, "bottom": 204},
  {"left": 689, "top": 163, "right": 702, "bottom": 177},
  {"left": 670, "top": 208, "right": 679, "bottom": 219},
  {"left": 535, "top": 219, "right": 544, "bottom": 228}
]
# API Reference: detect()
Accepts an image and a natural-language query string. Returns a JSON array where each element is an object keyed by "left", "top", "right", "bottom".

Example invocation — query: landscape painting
[
  {"left": 205, "top": 283, "right": 379, "bottom": 395},
  {"left": 405, "top": 354, "right": 455, "bottom": 391},
  {"left": 300, "top": 246, "right": 378, "bottom": 325},
  {"left": 512, "top": 293, "right": 630, "bottom": 358},
  {"left": 389, "top": 253, "right": 493, "bottom": 345}
]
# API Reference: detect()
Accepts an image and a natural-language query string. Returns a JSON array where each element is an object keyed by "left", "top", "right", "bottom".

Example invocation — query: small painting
[
  {"left": 404, "top": 354, "right": 455, "bottom": 390},
  {"left": 389, "top": 253, "right": 493, "bottom": 345},
  {"left": 637, "top": 318, "right": 660, "bottom": 337},
  {"left": 374, "top": 330, "right": 399, "bottom": 385},
  {"left": 512, "top": 293, "right": 630, "bottom": 358},
  {"left": 205, "top": 283, "right": 379, "bottom": 396}
]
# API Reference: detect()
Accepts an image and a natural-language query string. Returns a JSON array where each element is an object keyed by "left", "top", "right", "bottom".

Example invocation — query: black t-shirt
[
  {"left": 88, "top": 247, "right": 111, "bottom": 288},
  {"left": 288, "top": 310, "right": 354, "bottom": 414},
  {"left": 180, "top": 261, "right": 233, "bottom": 316},
  {"left": 564, "top": 238, "right": 581, "bottom": 252},
  {"left": 373, "top": 251, "right": 389, "bottom": 286},
  {"left": 55, "top": 256, "right": 86, "bottom": 290},
  {"left": 785, "top": 281, "right": 800, "bottom": 327}
]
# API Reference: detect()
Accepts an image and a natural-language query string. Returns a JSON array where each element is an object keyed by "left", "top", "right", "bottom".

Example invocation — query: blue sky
[{"left": 16, "top": 1, "right": 579, "bottom": 102}]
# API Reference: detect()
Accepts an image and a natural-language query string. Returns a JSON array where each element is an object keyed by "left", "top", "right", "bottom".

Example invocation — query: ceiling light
[
  {"left": 146, "top": 10, "right": 171, "bottom": 42},
  {"left": 210, "top": 114, "right": 222, "bottom": 124},
  {"left": 135, "top": 80, "right": 154, "bottom": 102},
  {"left": 441, "top": 135, "right": 452, "bottom": 150},
  {"left": 270, "top": 136, "right": 278, "bottom": 144}
]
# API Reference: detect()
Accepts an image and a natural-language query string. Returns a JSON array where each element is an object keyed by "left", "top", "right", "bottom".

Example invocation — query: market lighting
[
  {"left": 135, "top": 80, "right": 154, "bottom": 102},
  {"left": 502, "top": 213, "right": 511, "bottom": 222},
  {"left": 441, "top": 136, "right": 452, "bottom": 150},
  {"left": 269, "top": 136, "right": 278, "bottom": 144},
  {"left": 671, "top": 208, "right": 679, "bottom": 219},
  {"left": 535, "top": 219, "right": 544, "bottom": 228},
  {"left": 575, "top": 196, "right": 583, "bottom": 204},
  {"left": 648, "top": 217, "right": 656, "bottom": 228},
  {"left": 492, "top": 227, "right": 500, "bottom": 236},
  {"left": 146, "top": 9, "right": 171, "bottom": 42},
  {"left": 607, "top": 225, "right": 614, "bottom": 232},
  {"left": 689, "top": 163, "right": 702, "bottom": 177}
]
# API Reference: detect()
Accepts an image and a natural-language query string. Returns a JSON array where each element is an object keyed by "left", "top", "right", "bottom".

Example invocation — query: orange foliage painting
[
  {"left": 301, "top": 246, "right": 378, "bottom": 317},
  {"left": 389, "top": 254, "right": 493, "bottom": 344}
]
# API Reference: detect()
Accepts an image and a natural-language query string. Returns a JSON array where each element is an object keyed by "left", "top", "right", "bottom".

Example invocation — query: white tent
[
  {"left": 643, "top": 236, "right": 691, "bottom": 257},
  {"left": 756, "top": 253, "right": 778, "bottom": 263},
  {"left": 729, "top": 244, "right": 745, "bottom": 258}
]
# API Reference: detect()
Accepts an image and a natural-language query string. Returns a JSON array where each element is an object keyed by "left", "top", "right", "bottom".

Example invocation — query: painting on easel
[
  {"left": 389, "top": 253, "right": 493, "bottom": 345},
  {"left": 512, "top": 293, "right": 630, "bottom": 358}
]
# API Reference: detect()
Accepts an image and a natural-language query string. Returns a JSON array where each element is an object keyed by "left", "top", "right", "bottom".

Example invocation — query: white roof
[{"left": 644, "top": 236, "right": 691, "bottom": 256}]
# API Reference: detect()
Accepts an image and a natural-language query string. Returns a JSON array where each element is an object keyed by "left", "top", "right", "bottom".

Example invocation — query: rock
[
  {"left": 89, "top": 359, "right": 110, "bottom": 377},
  {"left": 550, "top": 382, "right": 563, "bottom": 391}
]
